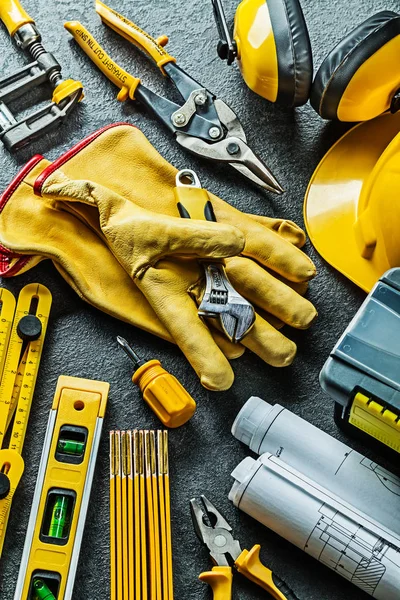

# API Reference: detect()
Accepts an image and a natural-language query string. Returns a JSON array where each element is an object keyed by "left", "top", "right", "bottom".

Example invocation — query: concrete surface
[{"left": 0, "top": 1, "right": 399, "bottom": 599}]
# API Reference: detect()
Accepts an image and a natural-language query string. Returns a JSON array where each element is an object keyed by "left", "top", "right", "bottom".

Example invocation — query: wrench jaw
[
  {"left": 220, "top": 303, "right": 255, "bottom": 343},
  {"left": 198, "top": 263, "right": 255, "bottom": 342}
]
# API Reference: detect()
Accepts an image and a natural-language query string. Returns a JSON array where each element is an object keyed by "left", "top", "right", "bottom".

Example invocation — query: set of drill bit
[{"left": 110, "top": 430, "right": 174, "bottom": 600}]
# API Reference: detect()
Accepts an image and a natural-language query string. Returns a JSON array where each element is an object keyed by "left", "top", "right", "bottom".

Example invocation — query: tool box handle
[
  {"left": 0, "top": 0, "right": 34, "bottom": 37},
  {"left": 95, "top": 0, "right": 176, "bottom": 73}
]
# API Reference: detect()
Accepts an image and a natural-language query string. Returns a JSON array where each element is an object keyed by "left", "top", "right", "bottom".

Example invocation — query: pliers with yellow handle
[
  {"left": 64, "top": 1, "right": 283, "bottom": 194},
  {"left": 190, "top": 495, "right": 299, "bottom": 600}
]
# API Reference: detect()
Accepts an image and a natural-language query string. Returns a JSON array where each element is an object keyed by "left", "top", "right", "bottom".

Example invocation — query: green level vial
[
  {"left": 48, "top": 496, "right": 69, "bottom": 539},
  {"left": 57, "top": 439, "right": 85, "bottom": 456},
  {"left": 33, "top": 578, "right": 56, "bottom": 600}
]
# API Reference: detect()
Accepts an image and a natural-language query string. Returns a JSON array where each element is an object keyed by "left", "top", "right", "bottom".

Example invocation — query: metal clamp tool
[
  {"left": 174, "top": 169, "right": 255, "bottom": 343},
  {"left": 64, "top": 0, "right": 283, "bottom": 193},
  {"left": 191, "top": 495, "right": 299, "bottom": 600},
  {"left": 0, "top": 0, "right": 83, "bottom": 151}
]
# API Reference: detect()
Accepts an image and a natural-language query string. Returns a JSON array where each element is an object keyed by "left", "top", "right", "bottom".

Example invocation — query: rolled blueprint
[{"left": 229, "top": 397, "right": 400, "bottom": 600}]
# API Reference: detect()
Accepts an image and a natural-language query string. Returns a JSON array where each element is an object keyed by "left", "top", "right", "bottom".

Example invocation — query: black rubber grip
[
  {"left": 272, "top": 574, "right": 299, "bottom": 600},
  {"left": 177, "top": 200, "right": 216, "bottom": 222},
  {"left": 0, "top": 472, "right": 10, "bottom": 500},
  {"left": 177, "top": 202, "right": 191, "bottom": 219},
  {"left": 204, "top": 200, "right": 216, "bottom": 222}
]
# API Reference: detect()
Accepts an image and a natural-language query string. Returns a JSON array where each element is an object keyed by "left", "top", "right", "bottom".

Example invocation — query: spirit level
[
  {"left": 13, "top": 375, "right": 109, "bottom": 600},
  {"left": 0, "top": 283, "right": 52, "bottom": 556}
]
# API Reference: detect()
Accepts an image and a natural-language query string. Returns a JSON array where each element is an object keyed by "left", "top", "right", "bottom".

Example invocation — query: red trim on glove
[
  {"left": 0, "top": 155, "right": 44, "bottom": 213},
  {"left": 34, "top": 122, "right": 134, "bottom": 196},
  {"left": 0, "top": 123, "right": 136, "bottom": 276},
  {"left": 0, "top": 253, "right": 32, "bottom": 277},
  {"left": 0, "top": 154, "right": 44, "bottom": 276}
]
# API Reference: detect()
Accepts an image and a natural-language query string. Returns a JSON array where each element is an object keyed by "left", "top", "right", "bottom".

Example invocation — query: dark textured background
[{"left": 0, "top": 1, "right": 399, "bottom": 598}]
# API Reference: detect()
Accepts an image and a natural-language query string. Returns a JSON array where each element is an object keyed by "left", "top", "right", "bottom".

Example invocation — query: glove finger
[
  {"left": 210, "top": 328, "right": 246, "bottom": 360},
  {"left": 226, "top": 256, "right": 317, "bottom": 329},
  {"left": 241, "top": 313, "right": 297, "bottom": 367},
  {"left": 137, "top": 261, "right": 235, "bottom": 391},
  {"left": 242, "top": 227, "right": 316, "bottom": 283},
  {"left": 41, "top": 173, "right": 245, "bottom": 266},
  {"left": 210, "top": 194, "right": 315, "bottom": 283},
  {"left": 256, "top": 308, "right": 285, "bottom": 330},
  {"left": 152, "top": 218, "right": 245, "bottom": 261},
  {"left": 265, "top": 270, "right": 309, "bottom": 296},
  {"left": 244, "top": 214, "right": 306, "bottom": 248}
]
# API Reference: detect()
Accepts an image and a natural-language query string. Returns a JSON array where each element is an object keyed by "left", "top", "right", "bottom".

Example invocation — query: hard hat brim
[{"left": 304, "top": 112, "right": 400, "bottom": 292}]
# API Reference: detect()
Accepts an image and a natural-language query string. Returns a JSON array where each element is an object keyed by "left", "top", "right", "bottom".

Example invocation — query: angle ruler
[{"left": 0, "top": 283, "right": 52, "bottom": 556}]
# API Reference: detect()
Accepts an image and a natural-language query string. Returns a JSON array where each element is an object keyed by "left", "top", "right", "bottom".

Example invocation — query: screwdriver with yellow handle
[
  {"left": 191, "top": 495, "right": 300, "bottom": 600},
  {"left": 117, "top": 337, "right": 196, "bottom": 428}
]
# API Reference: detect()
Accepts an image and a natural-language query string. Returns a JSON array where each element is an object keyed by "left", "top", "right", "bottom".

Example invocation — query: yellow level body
[
  {"left": 13, "top": 375, "right": 109, "bottom": 600},
  {"left": 0, "top": 283, "right": 52, "bottom": 556}
]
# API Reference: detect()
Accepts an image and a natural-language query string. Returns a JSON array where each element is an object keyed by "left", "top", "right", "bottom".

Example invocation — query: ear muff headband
[
  {"left": 311, "top": 11, "right": 400, "bottom": 120},
  {"left": 268, "top": 0, "right": 313, "bottom": 107}
]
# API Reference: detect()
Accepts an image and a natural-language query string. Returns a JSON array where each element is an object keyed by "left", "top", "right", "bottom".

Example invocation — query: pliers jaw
[
  {"left": 177, "top": 99, "right": 284, "bottom": 194},
  {"left": 190, "top": 495, "right": 242, "bottom": 567}
]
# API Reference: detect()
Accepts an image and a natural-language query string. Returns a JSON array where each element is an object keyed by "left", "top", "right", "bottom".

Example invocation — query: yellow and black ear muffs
[
  {"left": 212, "top": 1, "right": 400, "bottom": 121},
  {"left": 310, "top": 11, "right": 400, "bottom": 122},
  {"left": 212, "top": 0, "right": 313, "bottom": 107}
]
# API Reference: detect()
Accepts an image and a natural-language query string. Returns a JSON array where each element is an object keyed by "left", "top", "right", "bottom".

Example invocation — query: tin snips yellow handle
[
  {"left": 0, "top": 0, "right": 34, "bottom": 36},
  {"left": 236, "top": 545, "right": 299, "bottom": 600},
  {"left": 199, "top": 566, "right": 233, "bottom": 600},
  {"left": 95, "top": 0, "right": 176, "bottom": 73},
  {"left": 64, "top": 21, "right": 140, "bottom": 102}
]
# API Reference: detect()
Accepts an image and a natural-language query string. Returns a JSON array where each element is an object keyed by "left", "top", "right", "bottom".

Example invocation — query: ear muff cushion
[
  {"left": 311, "top": 11, "right": 400, "bottom": 119},
  {"left": 268, "top": 0, "right": 313, "bottom": 107}
]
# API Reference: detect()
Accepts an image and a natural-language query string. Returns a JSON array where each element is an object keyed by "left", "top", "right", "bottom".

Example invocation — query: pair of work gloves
[{"left": 0, "top": 124, "right": 317, "bottom": 391}]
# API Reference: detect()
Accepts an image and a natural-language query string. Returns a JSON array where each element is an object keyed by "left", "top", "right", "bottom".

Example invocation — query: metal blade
[
  {"left": 229, "top": 158, "right": 284, "bottom": 194},
  {"left": 176, "top": 132, "right": 283, "bottom": 193}
]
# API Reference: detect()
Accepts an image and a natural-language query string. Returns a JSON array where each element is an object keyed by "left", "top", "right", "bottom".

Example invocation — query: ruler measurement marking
[{"left": 0, "top": 285, "right": 52, "bottom": 557}]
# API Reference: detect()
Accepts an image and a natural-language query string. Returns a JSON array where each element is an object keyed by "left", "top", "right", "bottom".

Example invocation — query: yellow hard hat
[{"left": 304, "top": 111, "right": 400, "bottom": 292}]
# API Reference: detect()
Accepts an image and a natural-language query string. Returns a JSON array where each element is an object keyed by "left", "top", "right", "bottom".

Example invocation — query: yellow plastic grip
[
  {"left": 235, "top": 545, "right": 289, "bottom": 600},
  {"left": 95, "top": 0, "right": 176, "bottom": 74},
  {"left": 174, "top": 186, "right": 214, "bottom": 221},
  {"left": 64, "top": 21, "right": 140, "bottom": 102},
  {"left": 0, "top": 449, "right": 24, "bottom": 556},
  {"left": 132, "top": 360, "right": 196, "bottom": 428},
  {"left": 0, "top": 0, "right": 34, "bottom": 36},
  {"left": 52, "top": 79, "right": 84, "bottom": 105},
  {"left": 199, "top": 566, "right": 233, "bottom": 600}
]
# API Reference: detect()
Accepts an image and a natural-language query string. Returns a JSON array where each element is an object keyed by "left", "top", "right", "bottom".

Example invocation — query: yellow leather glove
[
  {"left": 0, "top": 125, "right": 317, "bottom": 390},
  {"left": 33, "top": 125, "right": 316, "bottom": 390},
  {"left": 0, "top": 157, "right": 175, "bottom": 341}
]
